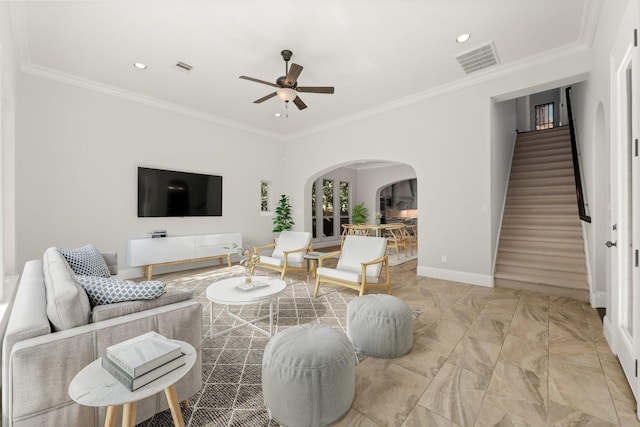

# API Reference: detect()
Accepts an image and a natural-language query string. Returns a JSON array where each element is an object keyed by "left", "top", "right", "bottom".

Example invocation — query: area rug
[{"left": 138, "top": 266, "right": 419, "bottom": 427}]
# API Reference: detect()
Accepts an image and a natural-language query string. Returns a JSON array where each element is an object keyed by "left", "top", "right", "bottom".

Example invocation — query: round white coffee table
[
  {"left": 69, "top": 340, "right": 196, "bottom": 427},
  {"left": 206, "top": 276, "right": 286, "bottom": 338}
]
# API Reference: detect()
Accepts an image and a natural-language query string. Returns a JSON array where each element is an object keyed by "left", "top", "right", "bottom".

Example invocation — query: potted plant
[
  {"left": 273, "top": 194, "right": 295, "bottom": 232},
  {"left": 352, "top": 202, "right": 369, "bottom": 225},
  {"left": 374, "top": 212, "right": 382, "bottom": 226}
]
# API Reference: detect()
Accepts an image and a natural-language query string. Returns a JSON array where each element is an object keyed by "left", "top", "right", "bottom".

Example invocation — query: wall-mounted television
[{"left": 138, "top": 167, "right": 222, "bottom": 217}]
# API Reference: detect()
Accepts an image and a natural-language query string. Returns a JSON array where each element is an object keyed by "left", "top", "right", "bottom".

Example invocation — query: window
[
  {"left": 311, "top": 178, "right": 351, "bottom": 240},
  {"left": 535, "top": 102, "right": 554, "bottom": 130},
  {"left": 260, "top": 181, "right": 269, "bottom": 212},
  {"left": 323, "top": 180, "right": 334, "bottom": 238},
  {"left": 340, "top": 182, "right": 350, "bottom": 230}
]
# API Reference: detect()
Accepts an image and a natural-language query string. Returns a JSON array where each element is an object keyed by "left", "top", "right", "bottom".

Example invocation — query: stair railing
[{"left": 565, "top": 86, "right": 591, "bottom": 223}]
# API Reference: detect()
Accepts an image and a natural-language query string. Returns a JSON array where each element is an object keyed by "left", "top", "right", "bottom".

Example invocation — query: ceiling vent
[
  {"left": 455, "top": 42, "right": 499, "bottom": 74},
  {"left": 176, "top": 61, "right": 193, "bottom": 71}
]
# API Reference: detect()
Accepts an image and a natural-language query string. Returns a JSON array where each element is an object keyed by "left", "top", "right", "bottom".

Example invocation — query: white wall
[
  {"left": 490, "top": 99, "right": 517, "bottom": 262},
  {"left": 0, "top": 3, "right": 17, "bottom": 285},
  {"left": 15, "top": 73, "right": 284, "bottom": 275},
  {"left": 572, "top": 0, "right": 630, "bottom": 309},
  {"left": 284, "top": 47, "right": 590, "bottom": 287}
]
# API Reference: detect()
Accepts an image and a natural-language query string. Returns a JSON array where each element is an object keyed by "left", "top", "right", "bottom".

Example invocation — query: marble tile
[
  {"left": 419, "top": 362, "right": 489, "bottom": 426},
  {"left": 499, "top": 334, "right": 548, "bottom": 378},
  {"left": 466, "top": 315, "right": 509, "bottom": 345},
  {"left": 600, "top": 358, "right": 635, "bottom": 404},
  {"left": 507, "top": 315, "right": 549, "bottom": 346},
  {"left": 549, "top": 316, "right": 591, "bottom": 343},
  {"left": 333, "top": 408, "right": 383, "bottom": 427},
  {"left": 479, "top": 299, "right": 518, "bottom": 321},
  {"left": 447, "top": 335, "right": 501, "bottom": 379},
  {"left": 483, "top": 362, "right": 547, "bottom": 424},
  {"left": 547, "top": 400, "right": 619, "bottom": 427},
  {"left": 549, "top": 338, "right": 601, "bottom": 369},
  {"left": 423, "top": 318, "right": 468, "bottom": 348},
  {"left": 401, "top": 403, "right": 458, "bottom": 427},
  {"left": 548, "top": 360, "right": 618, "bottom": 424},
  {"left": 612, "top": 398, "right": 640, "bottom": 427},
  {"left": 474, "top": 401, "right": 546, "bottom": 427},
  {"left": 442, "top": 303, "right": 481, "bottom": 328},
  {"left": 353, "top": 359, "right": 431, "bottom": 426},
  {"left": 395, "top": 335, "right": 452, "bottom": 379}
]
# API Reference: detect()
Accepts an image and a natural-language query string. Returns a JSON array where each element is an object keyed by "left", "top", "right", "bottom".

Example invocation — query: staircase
[{"left": 494, "top": 126, "right": 590, "bottom": 301}]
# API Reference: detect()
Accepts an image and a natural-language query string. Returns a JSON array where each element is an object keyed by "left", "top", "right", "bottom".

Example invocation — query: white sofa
[{"left": 2, "top": 248, "right": 202, "bottom": 427}]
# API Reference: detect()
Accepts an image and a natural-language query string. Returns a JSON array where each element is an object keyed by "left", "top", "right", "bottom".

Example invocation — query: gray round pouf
[
  {"left": 262, "top": 323, "right": 356, "bottom": 427},
  {"left": 347, "top": 294, "right": 413, "bottom": 358}
]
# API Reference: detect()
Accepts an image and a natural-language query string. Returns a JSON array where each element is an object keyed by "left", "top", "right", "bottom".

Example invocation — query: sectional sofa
[{"left": 2, "top": 246, "right": 202, "bottom": 426}]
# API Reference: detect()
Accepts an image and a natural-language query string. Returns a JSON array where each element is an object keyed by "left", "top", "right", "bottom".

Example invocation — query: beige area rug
[{"left": 136, "top": 265, "right": 419, "bottom": 427}]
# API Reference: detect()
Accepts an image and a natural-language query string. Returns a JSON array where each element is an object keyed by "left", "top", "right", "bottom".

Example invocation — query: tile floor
[
  {"left": 150, "top": 258, "right": 638, "bottom": 426},
  {"left": 334, "top": 261, "right": 639, "bottom": 426}
]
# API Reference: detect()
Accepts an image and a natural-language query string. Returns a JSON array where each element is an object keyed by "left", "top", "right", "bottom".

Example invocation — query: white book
[
  {"left": 106, "top": 331, "right": 182, "bottom": 378},
  {"left": 101, "top": 353, "right": 186, "bottom": 391}
]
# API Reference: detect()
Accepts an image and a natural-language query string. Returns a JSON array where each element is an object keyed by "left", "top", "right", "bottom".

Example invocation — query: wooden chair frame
[
  {"left": 313, "top": 250, "right": 391, "bottom": 297},
  {"left": 250, "top": 242, "right": 313, "bottom": 280}
]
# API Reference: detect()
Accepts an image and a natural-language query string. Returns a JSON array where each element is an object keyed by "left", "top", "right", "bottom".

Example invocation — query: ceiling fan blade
[
  {"left": 292, "top": 96, "right": 307, "bottom": 110},
  {"left": 285, "top": 63, "right": 303, "bottom": 87},
  {"left": 254, "top": 92, "right": 277, "bottom": 103},
  {"left": 297, "top": 86, "right": 335, "bottom": 94},
  {"left": 240, "top": 75, "right": 278, "bottom": 88}
]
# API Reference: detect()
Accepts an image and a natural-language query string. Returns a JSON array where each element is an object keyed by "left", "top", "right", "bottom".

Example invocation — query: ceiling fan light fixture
[{"left": 277, "top": 87, "right": 297, "bottom": 102}]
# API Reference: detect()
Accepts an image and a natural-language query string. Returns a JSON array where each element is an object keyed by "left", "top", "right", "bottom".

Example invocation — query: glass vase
[{"left": 244, "top": 266, "right": 252, "bottom": 284}]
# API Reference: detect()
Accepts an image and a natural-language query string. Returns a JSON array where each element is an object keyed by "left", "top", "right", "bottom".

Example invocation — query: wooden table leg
[
  {"left": 104, "top": 405, "right": 118, "bottom": 427},
  {"left": 122, "top": 401, "right": 137, "bottom": 427},
  {"left": 182, "top": 399, "right": 190, "bottom": 409},
  {"left": 164, "top": 384, "right": 185, "bottom": 427}
]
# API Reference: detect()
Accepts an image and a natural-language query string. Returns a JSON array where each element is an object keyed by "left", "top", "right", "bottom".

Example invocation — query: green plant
[
  {"left": 273, "top": 194, "right": 295, "bottom": 232},
  {"left": 352, "top": 202, "right": 369, "bottom": 225}
]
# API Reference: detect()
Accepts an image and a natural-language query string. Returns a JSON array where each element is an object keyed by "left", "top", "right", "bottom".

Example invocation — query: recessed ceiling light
[
  {"left": 456, "top": 33, "right": 471, "bottom": 43},
  {"left": 133, "top": 62, "right": 147, "bottom": 70},
  {"left": 274, "top": 113, "right": 281, "bottom": 118}
]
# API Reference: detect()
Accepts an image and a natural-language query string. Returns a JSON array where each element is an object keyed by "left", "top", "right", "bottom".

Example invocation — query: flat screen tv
[{"left": 138, "top": 167, "right": 222, "bottom": 217}]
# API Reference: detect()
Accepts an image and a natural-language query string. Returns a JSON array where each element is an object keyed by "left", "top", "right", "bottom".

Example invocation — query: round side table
[{"left": 69, "top": 340, "right": 196, "bottom": 427}]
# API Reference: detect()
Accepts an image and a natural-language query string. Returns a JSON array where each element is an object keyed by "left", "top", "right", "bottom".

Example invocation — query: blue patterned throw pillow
[
  {"left": 75, "top": 276, "right": 166, "bottom": 306},
  {"left": 58, "top": 244, "right": 111, "bottom": 278}
]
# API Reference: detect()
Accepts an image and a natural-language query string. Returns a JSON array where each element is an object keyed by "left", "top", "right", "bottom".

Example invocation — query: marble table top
[
  {"left": 69, "top": 340, "right": 196, "bottom": 407},
  {"left": 206, "top": 276, "right": 286, "bottom": 305}
]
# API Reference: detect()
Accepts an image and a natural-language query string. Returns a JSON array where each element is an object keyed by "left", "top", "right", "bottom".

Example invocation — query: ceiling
[{"left": 8, "top": 1, "right": 599, "bottom": 140}]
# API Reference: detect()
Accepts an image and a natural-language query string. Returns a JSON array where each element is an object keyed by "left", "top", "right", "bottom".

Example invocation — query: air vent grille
[
  {"left": 456, "top": 42, "right": 499, "bottom": 74},
  {"left": 176, "top": 61, "right": 193, "bottom": 71}
]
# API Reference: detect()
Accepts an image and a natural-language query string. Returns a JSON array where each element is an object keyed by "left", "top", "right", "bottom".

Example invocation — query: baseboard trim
[
  {"left": 590, "top": 290, "right": 606, "bottom": 308},
  {"left": 417, "top": 266, "right": 494, "bottom": 288}
]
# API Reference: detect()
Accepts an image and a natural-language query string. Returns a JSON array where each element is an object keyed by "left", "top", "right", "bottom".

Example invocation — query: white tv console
[{"left": 125, "top": 232, "right": 242, "bottom": 280}]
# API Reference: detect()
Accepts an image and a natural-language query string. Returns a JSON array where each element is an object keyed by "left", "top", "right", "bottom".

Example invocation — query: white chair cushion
[
  {"left": 260, "top": 256, "right": 285, "bottom": 267},
  {"left": 316, "top": 267, "right": 380, "bottom": 284},
  {"left": 337, "top": 236, "right": 387, "bottom": 277},
  {"left": 272, "top": 231, "right": 312, "bottom": 264}
]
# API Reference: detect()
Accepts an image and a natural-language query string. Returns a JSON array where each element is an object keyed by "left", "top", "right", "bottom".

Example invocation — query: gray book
[
  {"left": 106, "top": 331, "right": 182, "bottom": 377},
  {"left": 101, "top": 353, "right": 185, "bottom": 391}
]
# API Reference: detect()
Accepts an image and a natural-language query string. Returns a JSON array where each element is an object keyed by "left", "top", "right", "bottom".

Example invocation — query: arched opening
[{"left": 304, "top": 160, "right": 418, "bottom": 251}]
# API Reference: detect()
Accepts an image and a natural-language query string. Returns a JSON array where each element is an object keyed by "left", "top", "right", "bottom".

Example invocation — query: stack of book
[{"left": 101, "top": 331, "right": 185, "bottom": 391}]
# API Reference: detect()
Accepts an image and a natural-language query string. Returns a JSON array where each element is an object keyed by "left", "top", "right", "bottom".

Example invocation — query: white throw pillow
[
  {"left": 75, "top": 276, "right": 166, "bottom": 307},
  {"left": 58, "top": 244, "right": 111, "bottom": 277}
]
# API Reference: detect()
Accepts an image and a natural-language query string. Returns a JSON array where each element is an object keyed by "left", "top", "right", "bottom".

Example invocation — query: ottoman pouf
[
  {"left": 347, "top": 294, "right": 413, "bottom": 358},
  {"left": 262, "top": 323, "right": 356, "bottom": 427}
]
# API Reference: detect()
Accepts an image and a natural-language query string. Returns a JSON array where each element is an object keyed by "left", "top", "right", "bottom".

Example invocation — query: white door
[{"left": 608, "top": 5, "right": 640, "bottom": 408}]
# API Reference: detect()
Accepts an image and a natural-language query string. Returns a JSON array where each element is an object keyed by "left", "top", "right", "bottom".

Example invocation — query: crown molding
[
  {"left": 285, "top": 42, "right": 591, "bottom": 140},
  {"left": 20, "top": 63, "right": 284, "bottom": 140}
]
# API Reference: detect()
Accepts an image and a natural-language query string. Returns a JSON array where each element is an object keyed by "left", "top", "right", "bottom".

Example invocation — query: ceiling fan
[{"left": 239, "top": 49, "right": 334, "bottom": 111}]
